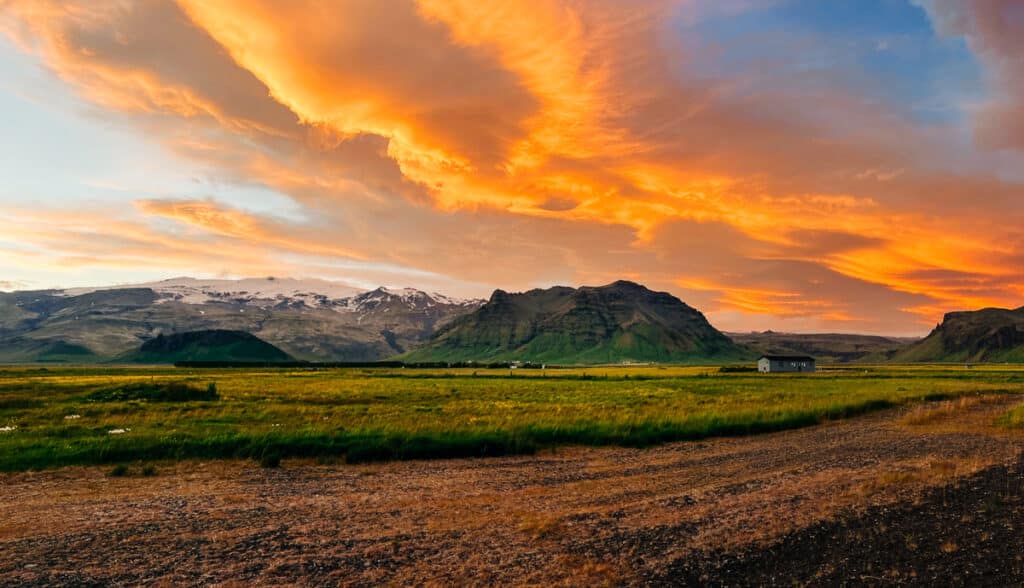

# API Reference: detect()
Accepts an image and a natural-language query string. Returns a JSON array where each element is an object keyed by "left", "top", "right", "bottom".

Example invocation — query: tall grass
[{"left": 0, "top": 366, "right": 1020, "bottom": 471}]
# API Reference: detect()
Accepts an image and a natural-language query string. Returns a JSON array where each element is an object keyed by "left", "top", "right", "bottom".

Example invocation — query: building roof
[{"left": 759, "top": 354, "right": 815, "bottom": 361}]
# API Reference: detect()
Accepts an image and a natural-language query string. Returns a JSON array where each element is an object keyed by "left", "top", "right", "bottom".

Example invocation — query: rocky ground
[
  {"left": 2, "top": 396, "right": 1022, "bottom": 586},
  {"left": 667, "top": 461, "right": 1024, "bottom": 586}
]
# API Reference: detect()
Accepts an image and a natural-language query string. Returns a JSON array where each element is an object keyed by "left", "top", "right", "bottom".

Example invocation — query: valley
[{"left": 728, "top": 331, "right": 916, "bottom": 363}]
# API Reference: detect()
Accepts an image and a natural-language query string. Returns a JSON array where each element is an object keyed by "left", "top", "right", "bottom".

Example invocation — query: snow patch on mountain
[
  {"left": 60, "top": 277, "right": 481, "bottom": 311},
  {"left": 63, "top": 276, "right": 361, "bottom": 302}
]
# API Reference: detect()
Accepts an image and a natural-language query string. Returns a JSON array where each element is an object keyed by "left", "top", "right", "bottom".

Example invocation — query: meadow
[{"left": 2, "top": 365, "right": 1024, "bottom": 472}]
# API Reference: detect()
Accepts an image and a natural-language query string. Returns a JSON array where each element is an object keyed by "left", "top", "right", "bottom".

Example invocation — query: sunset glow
[{"left": 2, "top": 0, "right": 1023, "bottom": 334}]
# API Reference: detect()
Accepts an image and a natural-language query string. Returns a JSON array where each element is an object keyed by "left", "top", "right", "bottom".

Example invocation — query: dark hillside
[
  {"left": 895, "top": 307, "right": 1024, "bottom": 362},
  {"left": 126, "top": 330, "right": 293, "bottom": 364},
  {"left": 403, "top": 281, "right": 745, "bottom": 363}
]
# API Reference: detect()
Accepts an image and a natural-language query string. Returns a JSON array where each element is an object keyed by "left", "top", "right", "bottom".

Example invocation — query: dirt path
[{"left": 2, "top": 396, "right": 1022, "bottom": 586}]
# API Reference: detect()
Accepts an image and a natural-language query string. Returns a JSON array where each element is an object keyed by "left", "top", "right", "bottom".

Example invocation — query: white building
[{"left": 758, "top": 354, "right": 815, "bottom": 373}]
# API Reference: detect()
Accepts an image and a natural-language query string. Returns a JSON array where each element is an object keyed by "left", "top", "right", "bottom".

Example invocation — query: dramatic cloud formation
[{"left": 1, "top": 0, "right": 1023, "bottom": 334}]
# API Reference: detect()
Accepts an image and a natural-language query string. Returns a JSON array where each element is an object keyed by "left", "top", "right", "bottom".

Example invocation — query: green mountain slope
[
  {"left": 895, "top": 307, "right": 1024, "bottom": 363},
  {"left": 402, "top": 281, "right": 746, "bottom": 364},
  {"left": 126, "top": 330, "right": 293, "bottom": 363}
]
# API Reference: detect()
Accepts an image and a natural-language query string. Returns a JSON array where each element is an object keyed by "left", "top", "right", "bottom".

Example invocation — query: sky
[{"left": 0, "top": 0, "right": 1023, "bottom": 336}]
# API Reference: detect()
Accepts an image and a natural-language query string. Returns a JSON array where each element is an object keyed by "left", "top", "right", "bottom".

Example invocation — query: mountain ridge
[
  {"left": 59, "top": 277, "right": 476, "bottom": 307},
  {"left": 895, "top": 306, "right": 1024, "bottom": 363},
  {"left": 0, "top": 277, "right": 483, "bottom": 363},
  {"left": 9, "top": 276, "right": 1019, "bottom": 365},
  {"left": 402, "top": 280, "right": 746, "bottom": 364}
]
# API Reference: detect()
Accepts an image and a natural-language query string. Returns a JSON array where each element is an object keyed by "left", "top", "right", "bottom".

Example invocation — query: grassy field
[{"left": 1, "top": 365, "right": 1023, "bottom": 471}]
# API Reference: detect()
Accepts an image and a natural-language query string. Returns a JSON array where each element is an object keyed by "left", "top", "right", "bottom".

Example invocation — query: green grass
[
  {"left": 999, "top": 401, "right": 1024, "bottom": 428},
  {"left": 0, "top": 365, "right": 1021, "bottom": 471}
]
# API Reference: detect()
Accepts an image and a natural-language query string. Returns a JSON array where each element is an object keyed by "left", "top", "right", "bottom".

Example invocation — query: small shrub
[
  {"left": 108, "top": 464, "right": 129, "bottom": 477},
  {"left": 345, "top": 443, "right": 394, "bottom": 464},
  {"left": 141, "top": 464, "right": 158, "bottom": 477},
  {"left": 260, "top": 452, "right": 282, "bottom": 468}
]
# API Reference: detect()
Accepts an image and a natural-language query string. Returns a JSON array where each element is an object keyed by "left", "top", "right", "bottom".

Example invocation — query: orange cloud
[
  {"left": 678, "top": 278, "right": 850, "bottom": 319},
  {"left": 2, "top": 0, "right": 1024, "bottom": 334},
  {"left": 134, "top": 199, "right": 369, "bottom": 261},
  {"left": 1, "top": 0, "right": 298, "bottom": 137}
]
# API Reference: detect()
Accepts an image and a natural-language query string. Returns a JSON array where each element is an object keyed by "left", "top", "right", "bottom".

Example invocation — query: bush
[
  {"left": 141, "top": 464, "right": 158, "bottom": 477},
  {"left": 108, "top": 464, "right": 129, "bottom": 477},
  {"left": 260, "top": 452, "right": 282, "bottom": 468}
]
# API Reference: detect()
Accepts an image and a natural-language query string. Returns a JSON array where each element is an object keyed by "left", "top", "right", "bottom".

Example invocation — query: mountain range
[
  {"left": 0, "top": 277, "right": 482, "bottom": 363},
  {"left": 4, "top": 276, "right": 1024, "bottom": 364}
]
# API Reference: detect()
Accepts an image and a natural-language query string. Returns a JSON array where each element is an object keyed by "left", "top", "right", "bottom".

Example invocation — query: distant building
[{"left": 758, "top": 354, "right": 815, "bottom": 373}]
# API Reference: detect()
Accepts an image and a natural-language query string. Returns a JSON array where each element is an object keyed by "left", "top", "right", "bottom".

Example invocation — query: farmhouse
[{"left": 758, "top": 354, "right": 816, "bottom": 373}]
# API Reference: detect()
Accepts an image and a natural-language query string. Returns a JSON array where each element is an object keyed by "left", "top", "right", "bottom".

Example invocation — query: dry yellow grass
[
  {"left": 848, "top": 456, "right": 988, "bottom": 499},
  {"left": 517, "top": 513, "right": 566, "bottom": 539},
  {"left": 900, "top": 396, "right": 989, "bottom": 426}
]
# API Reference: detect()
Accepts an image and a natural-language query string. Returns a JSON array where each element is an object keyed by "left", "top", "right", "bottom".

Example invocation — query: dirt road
[{"left": 2, "top": 397, "right": 1022, "bottom": 586}]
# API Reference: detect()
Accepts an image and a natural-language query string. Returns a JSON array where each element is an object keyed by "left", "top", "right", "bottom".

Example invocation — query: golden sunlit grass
[
  {"left": 517, "top": 513, "right": 565, "bottom": 540},
  {"left": 849, "top": 457, "right": 974, "bottom": 499},
  {"left": 1, "top": 365, "right": 1023, "bottom": 471},
  {"left": 900, "top": 396, "right": 984, "bottom": 426}
]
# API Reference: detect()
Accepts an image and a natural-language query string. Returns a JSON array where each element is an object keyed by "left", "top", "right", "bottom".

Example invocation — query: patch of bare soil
[
  {"left": 1, "top": 396, "right": 1022, "bottom": 586},
  {"left": 663, "top": 459, "right": 1024, "bottom": 586}
]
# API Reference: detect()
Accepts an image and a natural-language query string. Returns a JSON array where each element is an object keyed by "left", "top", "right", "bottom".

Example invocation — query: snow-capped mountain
[
  {"left": 346, "top": 287, "right": 473, "bottom": 311},
  {"left": 1, "top": 278, "right": 483, "bottom": 362},
  {"left": 63, "top": 277, "right": 474, "bottom": 311}
]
